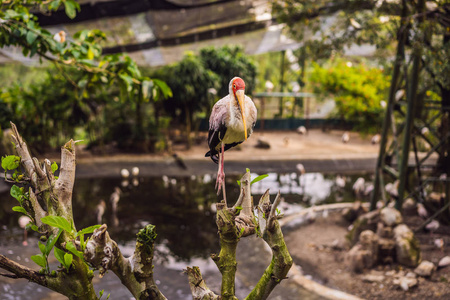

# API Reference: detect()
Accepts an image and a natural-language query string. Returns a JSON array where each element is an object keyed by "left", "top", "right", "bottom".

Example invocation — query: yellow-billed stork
[{"left": 205, "top": 77, "right": 257, "bottom": 203}]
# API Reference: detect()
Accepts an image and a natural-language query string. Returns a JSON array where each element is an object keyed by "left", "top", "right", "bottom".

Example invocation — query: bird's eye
[{"left": 233, "top": 84, "right": 236, "bottom": 89}]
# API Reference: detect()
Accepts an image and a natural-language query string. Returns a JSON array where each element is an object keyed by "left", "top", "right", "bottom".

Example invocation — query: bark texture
[{"left": 187, "top": 171, "right": 293, "bottom": 300}]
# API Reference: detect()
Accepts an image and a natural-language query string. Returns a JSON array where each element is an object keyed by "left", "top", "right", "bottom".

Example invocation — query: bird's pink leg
[{"left": 215, "top": 143, "right": 227, "bottom": 205}]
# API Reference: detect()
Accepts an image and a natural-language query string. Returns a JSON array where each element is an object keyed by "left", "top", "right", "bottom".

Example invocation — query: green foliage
[
  {"left": 31, "top": 229, "right": 63, "bottom": 273},
  {"left": 155, "top": 52, "right": 220, "bottom": 122},
  {"left": 99, "top": 289, "right": 111, "bottom": 300},
  {"left": 309, "top": 59, "right": 390, "bottom": 132},
  {"left": 1, "top": 155, "right": 20, "bottom": 171},
  {"left": 200, "top": 45, "right": 257, "bottom": 96},
  {"left": 251, "top": 174, "right": 269, "bottom": 185},
  {"left": 51, "top": 162, "right": 58, "bottom": 173},
  {"left": 1, "top": 155, "right": 24, "bottom": 182},
  {"left": 41, "top": 215, "right": 73, "bottom": 234},
  {"left": 0, "top": 0, "right": 172, "bottom": 153}
]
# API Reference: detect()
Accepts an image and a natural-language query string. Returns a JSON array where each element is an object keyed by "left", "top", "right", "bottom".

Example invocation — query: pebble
[
  {"left": 380, "top": 207, "right": 402, "bottom": 226},
  {"left": 438, "top": 256, "right": 450, "bottom": 268},
  {"left": 394, "top": 277, "right": 418, "bottom": 291},
  {"left": 414, "top": 260, "right": 436, "bottom": 277},
  {"left": 362, "top": 274, "right": 385, "bottom": 283},
  {"left": 385, "top": 270, "right": 396, "bottom": 277}
]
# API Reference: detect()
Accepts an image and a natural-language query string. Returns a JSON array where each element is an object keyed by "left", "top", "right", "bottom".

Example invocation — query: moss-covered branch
[
  {"left": 245, "top": 191, "right": 293, "bottom": 300},
  {"left": 84, "top": 224, "right": 167, "bottom": 300},
  {"left": 185, "top": 266, "right": 220, "bottom": 300},
  {"left": 188, "top": 173, "right": 292, "bottom": 300},
  {"left": 3, "top": 123, "right": 97, "bottom": 300}
]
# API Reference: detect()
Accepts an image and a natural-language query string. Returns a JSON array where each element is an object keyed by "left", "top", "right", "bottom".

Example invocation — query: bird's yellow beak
[{"left": 235, "top": 89, "right": 247, "bottom": 140}]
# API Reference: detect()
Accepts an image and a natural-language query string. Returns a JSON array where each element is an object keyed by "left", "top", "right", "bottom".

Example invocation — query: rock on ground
[{"left": 414, "top": 260, "right": 436, "bottom": 277}]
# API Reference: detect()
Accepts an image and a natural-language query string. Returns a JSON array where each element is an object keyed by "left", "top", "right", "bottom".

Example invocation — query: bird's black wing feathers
[{"left": 205, "top": 122, "right": 227, "bottom": 163}]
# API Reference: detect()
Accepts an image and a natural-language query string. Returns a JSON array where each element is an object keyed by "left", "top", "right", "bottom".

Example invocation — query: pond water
[{"left": 0, "top": 171, "right": 374, "bottom": 299}]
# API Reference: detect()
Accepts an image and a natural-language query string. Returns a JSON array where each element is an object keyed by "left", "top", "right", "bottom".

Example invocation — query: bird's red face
[{"left": 232, "top": 78, "right": 245, "bottom": 94}]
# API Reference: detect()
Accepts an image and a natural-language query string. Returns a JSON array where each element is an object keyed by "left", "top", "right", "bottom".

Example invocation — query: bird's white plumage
[{"left": 209, "top": 93, "right": 256, "bottom": 151}]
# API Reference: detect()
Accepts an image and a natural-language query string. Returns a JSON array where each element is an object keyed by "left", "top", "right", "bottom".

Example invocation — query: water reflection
[
  {"left": 0, "top": 172, "right": 374, "bottom": 254},
  {"left": 0, "top": 171, "right": 376, "bottom": 299}
]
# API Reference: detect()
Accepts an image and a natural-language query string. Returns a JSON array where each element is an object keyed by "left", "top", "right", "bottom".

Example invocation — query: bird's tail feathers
[{"left": 205, "top": 151, "right": 219, "bottom": 164}]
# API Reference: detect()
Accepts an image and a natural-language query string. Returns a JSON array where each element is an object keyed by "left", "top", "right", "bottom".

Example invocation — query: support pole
[
  {"left": 370, "top": 0, "right": 407, "bottom": 210},
  {"left": 396, "top": 0, "right": 426, "bottom": 211}
]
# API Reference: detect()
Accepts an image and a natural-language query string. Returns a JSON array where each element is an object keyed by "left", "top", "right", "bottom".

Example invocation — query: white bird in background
[
  {"left": 352, "top": 177, "right": 365, "bottom": 198},
  {"left": 425, "top": 220, "right": 440, "bottom": 232},
  {"left": 95, "top": 200, "right": 106, "bottom": 224},
  {"left": 335, "top": 175, "right": 346, "bottom": 189},
  {"left": 364, "top": 184, "right": 374, "bottom": 196},
  {"left": 395, "top": 89, "right": 405, "bottom": 101},
  {"left": 296, "top": 163, "right": 306, "bottom": 175},
  {"left": 131, "top": 167, "right": 140, "bottom": 177},
  {"left": 53, "top": 30, "right": 66, "bottom": 43},
  {"left": 121, "top": 168, "right": 130, "bottom": 178},
  {"left": 265, "top": 80, "right": 274, "bottom": 92},
  {"left": 371, "top": 134, "right": 381, "bottom": 144},
  {"left": 417, "top": 203, "right": 428, "bottom": 218},
  {"left": 18, "top": 215, "right": 31, "bottom": 246},
  {"left": 434, "top": 238, "right": 444, "bottom": 251},
  {"left": 297, "top": 126, "right": 307, "bottom": 135},
  {"left": 205, "top": 77, "right": 257, "bottom": 203},
  {"left": 385, "top": 180, "right": 399, "bottom": 198},
  {"left": 110, "top": 187, "right": 121, "bottom": 214},
  {"left": 342, "top": 132, "right": 350, "bottom": 143}
]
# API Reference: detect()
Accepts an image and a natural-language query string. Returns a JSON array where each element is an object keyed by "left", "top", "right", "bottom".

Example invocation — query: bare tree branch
[
  {"left": 0, "top": 254, "right": 47, "bottom": 285},
  {"left": 185, "top": 266, "right": 220, "bottom": 300}
]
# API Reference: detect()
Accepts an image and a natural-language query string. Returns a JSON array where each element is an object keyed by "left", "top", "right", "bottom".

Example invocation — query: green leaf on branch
[
  {"left": 26, "top": 223, "right": 39, "bottom": 232},
  {"left": 31, "top": 254, "right": 47, "bottom": 268},
  {"left": 54, "top": 247, "right": 66, "bottom": 267},
  {"left": 38, "top": 241, "right": 46, "bottom": 254},
  {"left": 45, "top": 229, "right": 63, "bottom": 256},
  {"left": 235, "top": 206, "right": 243, "bottom": 213},
  {"left": 66, "top": 241, "right": 84, "bottom": 259},
  {"left": 41, "top": 216, "right": 73, "bottom": 233},
  {"left": 64, "top": 253, "right": 73, "bottom": 270},
  {"left": 63, "top": 0, "right": 80, "bottom": 19},
  {"left": 26, "top": 31, "right": 38, "bottom": 45},
  {"left": 10, "top": 185, "right": 24, "bottom": 204},
  {"left": 12, "top": 206, "right": 27, "bottom": 215},
  {"left": 77, "top": 225, "right": 101, "bottom": 235},
  {"left": 2, "top": 155, "right": 20, "bottom": 171},
  {"left": 48, "top": 0, "right": 62, "bottom": 11},
  {"left": 251, "top": 174, "right": 269, "bottom": 185},
  {"left": 153, "top": 78, "right": 173, "bottom": 98},
  {"left": 51, "top": 162, "right": 58, "bottom": 173}
]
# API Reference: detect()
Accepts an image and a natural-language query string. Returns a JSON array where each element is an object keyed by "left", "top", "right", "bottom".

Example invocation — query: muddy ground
[{"left": 283, "top": 211, "right": 450, "bottom": 299}]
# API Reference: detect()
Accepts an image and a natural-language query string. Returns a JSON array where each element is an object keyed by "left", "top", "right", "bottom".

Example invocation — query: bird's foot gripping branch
[{"left": 1, "top": 123, "right": 292, "bottom": 300}]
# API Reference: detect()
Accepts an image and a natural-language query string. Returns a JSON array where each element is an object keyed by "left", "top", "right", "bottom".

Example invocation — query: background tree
[
  {"left": 0, "top": 0, "right": 171, "bottom": 153},
  {"left": 200, "top": 45, "right": 257, "bottom": 97},
  {"left": 309, "top": 59, "right": 390, "bottom": 133},
  {"left": 154, "top": 52, "right": 219, "bottom": 149},
  {"left": 272, "top": 0, "right": 450, "bottom": 214}
]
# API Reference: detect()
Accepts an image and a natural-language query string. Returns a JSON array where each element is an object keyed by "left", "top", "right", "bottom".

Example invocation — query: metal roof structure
[
  {"left": 0, "top": 0, "right": 376, "bottom": 66},
  {"left": 0, "top": 0, "right": 304, "bottom": 66}
]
